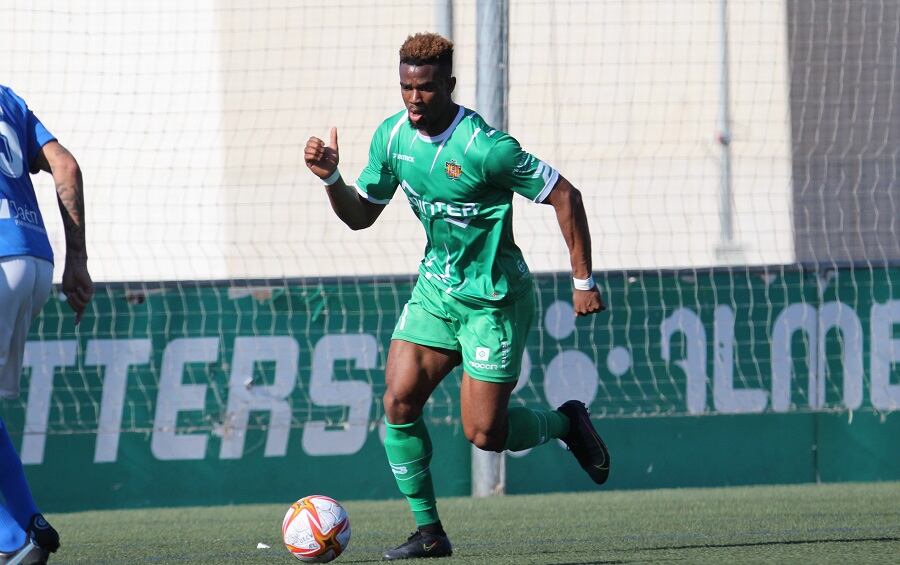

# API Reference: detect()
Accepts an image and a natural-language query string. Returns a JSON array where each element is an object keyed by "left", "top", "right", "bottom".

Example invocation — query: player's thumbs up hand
[
  {"left": 329, "top": 126, "right": 339, "bottom": 152},
  {"left": 305, "top": 127, "right": 340, "bottom": 181}
]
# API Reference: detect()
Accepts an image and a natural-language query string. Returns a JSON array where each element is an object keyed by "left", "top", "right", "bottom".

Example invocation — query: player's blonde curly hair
[{"left": 399, "top": 32, "right": 454, "bottom": 69}]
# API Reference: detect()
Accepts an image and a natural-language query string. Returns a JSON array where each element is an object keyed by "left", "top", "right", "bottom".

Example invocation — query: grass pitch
[{"left": 49, "top": 482, "right": 899, "bottom": 564}]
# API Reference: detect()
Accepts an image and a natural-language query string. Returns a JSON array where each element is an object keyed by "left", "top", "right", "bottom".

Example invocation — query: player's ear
[{"left": 448, "top": 75, "right": 456, "bottom": 95}]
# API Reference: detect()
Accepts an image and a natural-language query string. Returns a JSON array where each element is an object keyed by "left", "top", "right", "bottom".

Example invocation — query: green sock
[
  {"left": 503, "top": 406, "right": 571, "bottom": 452},
  {"left": 383, "top": 417, "right": 440, "bottom": 527}
]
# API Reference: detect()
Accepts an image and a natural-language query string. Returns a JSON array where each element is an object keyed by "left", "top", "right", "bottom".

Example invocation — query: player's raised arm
[
  {"left": 304, "top": 127, "right": 384, "bottom": 230},
  {"left": 33, "top": 140, "right": 93, "bottom": 323},
  {"left": 543, "top": 175, "right": 605, "bottom": 316}
]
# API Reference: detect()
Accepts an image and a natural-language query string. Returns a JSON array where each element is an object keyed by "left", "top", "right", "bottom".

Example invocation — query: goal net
[{"left": 2, "top": 0, "right": 898, "bottom": 468}]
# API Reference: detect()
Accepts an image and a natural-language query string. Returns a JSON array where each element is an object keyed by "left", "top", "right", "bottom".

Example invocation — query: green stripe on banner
[{"left": 2, "top": 266, "right": 898, "bottom": 510}]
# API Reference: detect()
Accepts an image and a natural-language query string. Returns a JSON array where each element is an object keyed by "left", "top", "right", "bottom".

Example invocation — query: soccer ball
[{"left": 282, "top": 495, "right": 351, "bottom": 562}]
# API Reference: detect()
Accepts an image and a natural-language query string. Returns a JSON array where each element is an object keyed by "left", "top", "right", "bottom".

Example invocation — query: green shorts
[{"left": 392, "top": 278, "right": 535, "bottom": 383}]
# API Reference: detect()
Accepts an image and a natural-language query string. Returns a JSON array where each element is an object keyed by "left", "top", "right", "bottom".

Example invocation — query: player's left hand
[
  {"left": 573, "top": 286, "right": 605, "bottom": 316},
  {"left": 62, "top": 256, "right": 94, "bottom": 325}
]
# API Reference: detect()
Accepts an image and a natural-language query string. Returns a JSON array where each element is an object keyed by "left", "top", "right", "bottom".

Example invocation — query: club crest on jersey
[{"left": 444, "top": 160, "right": 462, "bottom": 180}]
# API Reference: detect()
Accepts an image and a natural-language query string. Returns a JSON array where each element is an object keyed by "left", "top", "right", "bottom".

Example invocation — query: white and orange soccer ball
[{"left": 281, "top": 495, "right": 351, "bottom": 562}]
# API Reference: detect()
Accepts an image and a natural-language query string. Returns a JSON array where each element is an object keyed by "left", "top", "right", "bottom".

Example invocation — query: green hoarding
[{"left": 4, "top": 266, "right": 900, "bottom": 511}]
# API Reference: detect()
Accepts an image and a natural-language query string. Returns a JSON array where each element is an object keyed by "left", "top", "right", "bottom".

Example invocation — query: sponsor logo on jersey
[
  {"left": 393, "top": 153, "right": 415, "bottom": 163},
  {"left": 444, "top": 160, "right": 462, "bottom": 179},
  {"left": 400, "top": 180, "right": 480, "bottom": 224},
  {"left": 0, "top": 198, "right": 44, "bottom": 232}
]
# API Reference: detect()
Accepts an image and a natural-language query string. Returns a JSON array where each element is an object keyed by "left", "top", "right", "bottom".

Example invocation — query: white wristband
[
  {"left": 322, "top": 168, "right": 341, "bottom": 186},
  {"left": 573, "top": 275, "right": 595, "bottom": 291}
]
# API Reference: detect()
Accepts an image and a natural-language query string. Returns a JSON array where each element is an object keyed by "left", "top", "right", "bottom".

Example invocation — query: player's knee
[
  {"left": 466, "top": 428, "right": 506, "bottom": 452},
  {"left": 382, "top": 391, "right": 421, "bottom": 424}
]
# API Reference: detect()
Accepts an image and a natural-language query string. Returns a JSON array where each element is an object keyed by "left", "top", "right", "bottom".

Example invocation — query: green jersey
[{"left": 355, "top": 106, "right": 560, "bottom": 305}]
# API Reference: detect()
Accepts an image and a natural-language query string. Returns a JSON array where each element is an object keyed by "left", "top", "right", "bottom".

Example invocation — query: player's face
[{"left": 399, "top": 63, "right": 456, "bottom": 132}]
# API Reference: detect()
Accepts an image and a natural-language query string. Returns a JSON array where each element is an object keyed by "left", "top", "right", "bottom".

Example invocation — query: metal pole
[
  {"left": 476, "top": 0, "right": 508, "bottom": 130},
  {"left": 716, "top": 0, "right": 741, "bottom": 262},
  {"left": 435, "top": 0, "right": 454, "bottom": 41},
  {"left": 472, "top": 0, "right": 508, "bottom": 498}
]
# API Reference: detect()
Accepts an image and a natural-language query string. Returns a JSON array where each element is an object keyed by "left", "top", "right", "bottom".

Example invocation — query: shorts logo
[
  {"left": 445, "top": 160, "right": 462, "bottom": 180},
  {"left": 475, "top": 347, "right": 490, "bottom": 361}
]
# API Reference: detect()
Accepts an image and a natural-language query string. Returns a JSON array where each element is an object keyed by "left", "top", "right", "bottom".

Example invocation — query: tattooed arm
[{"left": 32, "top": 141, "right": 93, "bottom": 323}]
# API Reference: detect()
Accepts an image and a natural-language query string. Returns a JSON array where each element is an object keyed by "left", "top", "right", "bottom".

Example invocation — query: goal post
[{"left": 471, "top": 0, "right": 510, "bottom": 498}]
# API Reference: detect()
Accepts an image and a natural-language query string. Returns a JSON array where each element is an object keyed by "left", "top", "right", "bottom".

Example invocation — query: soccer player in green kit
[{"left": 305, "top": 32, "right": 610, "bottom": 560}]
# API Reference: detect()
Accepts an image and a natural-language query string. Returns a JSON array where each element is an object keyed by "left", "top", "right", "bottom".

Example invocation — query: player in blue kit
[{"left": 0, "top": 85, "right": 93, "bottom": 564}]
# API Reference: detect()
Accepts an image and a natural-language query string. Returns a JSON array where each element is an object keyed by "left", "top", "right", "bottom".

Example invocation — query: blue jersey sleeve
[
  {"left": 25, "top": 110, "right": 55, "bottom": 172},
  {"left": 3, "top": 87, "right": 56, "bottom": 173}
]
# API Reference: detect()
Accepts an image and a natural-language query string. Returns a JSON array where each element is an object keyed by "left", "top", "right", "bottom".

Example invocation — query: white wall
[
  {"left": 3, "top": 0, "right": 227, "bottom": 281},
  {"left": 3, "top": 0, "right": 794, "bottom": 282}
]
